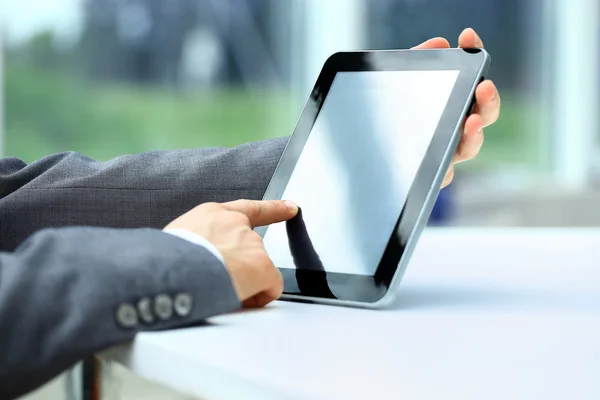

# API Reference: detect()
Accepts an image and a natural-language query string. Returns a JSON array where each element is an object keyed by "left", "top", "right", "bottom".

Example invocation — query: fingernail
[
  {"left": 477, "top": 126, "right": 483, "bottom": 134},
  {"left": 284, "top": 200, "right": 298, "bottom": 211}
]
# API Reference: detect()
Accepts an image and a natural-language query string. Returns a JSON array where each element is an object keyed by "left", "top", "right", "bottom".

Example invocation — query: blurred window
[
  {"left": 1, "top": 0, "right": 599, "bottom": 227},
  {"left": 1, "top": 0, "right": 297, "bottom": 162}
]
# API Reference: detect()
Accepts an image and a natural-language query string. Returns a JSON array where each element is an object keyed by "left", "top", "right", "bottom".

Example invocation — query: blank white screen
[{"left": 263, "top": 70, "right": 460, "bottom": 275}]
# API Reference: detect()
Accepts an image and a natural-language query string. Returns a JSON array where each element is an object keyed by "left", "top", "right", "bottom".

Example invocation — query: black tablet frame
[{"left": 257, "top": 48, "right": 491, "bottom": 305}]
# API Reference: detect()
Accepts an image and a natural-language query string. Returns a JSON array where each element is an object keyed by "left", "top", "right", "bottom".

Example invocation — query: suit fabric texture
[{"left": 0, "top": 137, "right": 288, "bottom": 398}]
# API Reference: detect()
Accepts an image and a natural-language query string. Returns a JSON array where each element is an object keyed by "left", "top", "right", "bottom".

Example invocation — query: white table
[{"left": 99, "top": 228, "right": 600, "bottom": 400}]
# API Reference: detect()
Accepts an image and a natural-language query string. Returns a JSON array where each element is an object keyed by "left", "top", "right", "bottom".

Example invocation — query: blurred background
[
  {"left": 1, "top": 0, "right": 600, "bottom": 229},
  {"left": 0, "top": 0, "right": 599, "bottom": 398}
]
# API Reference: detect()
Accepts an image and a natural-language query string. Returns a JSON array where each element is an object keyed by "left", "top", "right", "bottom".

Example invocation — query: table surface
[{"left": 101, "top": 228, "right": 600, "bottom": 400}]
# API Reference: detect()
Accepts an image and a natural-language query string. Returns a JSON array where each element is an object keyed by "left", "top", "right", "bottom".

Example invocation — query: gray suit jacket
[{"left": 0, "top": 137, "right": 287, "bottom": 398}]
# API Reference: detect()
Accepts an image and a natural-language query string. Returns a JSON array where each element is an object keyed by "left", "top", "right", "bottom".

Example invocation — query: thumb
[
  {"left": 223, "top": 199, "right": 299, "bottom": 227},
  {"left": 412, "top": 37, "right": 451, "bottom": 50}
]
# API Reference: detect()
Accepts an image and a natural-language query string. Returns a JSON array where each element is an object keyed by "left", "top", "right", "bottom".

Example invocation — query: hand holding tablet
[
  {"left": 416, "top": 31, "right": 500, "bottom": 187},
  {"left": 258, "top": 45, "right": 492, "bottom": 308}
]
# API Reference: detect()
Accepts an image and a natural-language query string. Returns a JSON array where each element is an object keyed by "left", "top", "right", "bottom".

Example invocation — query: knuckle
[
  {"left": 230, "top": 211, "right": 251, "bottom": 226},
  {"left": 199, "top": 202, "right": 221, "bottom": 213},
  {"left": 467, "top": 144, "right": 483, "bottom": 161},
  {"left": 252, "top": 250, "right": 273, "bottom": 269},
  {"left": 493, "top": 105, "right": 501, "bottom": 122},
  {"left": 272, "top": 200, "right": 286, "bottom": 214},
  {"left": 457, "top": 145, "right": 472, "bottom": 160},
  {"left": 230, "top": 199, "right": 245, "bottom": 207},
  {"left": 241, "top": 229, "right": 262, "bottom": 245},
  {"left": 232, "top": 199, "right": 261, "bottom": 219},
  {"left": 446, "top": 166, "right": 455, "bottom": 180},
  {"left": 247, "top": 200, "right": 261, "bottom": 219},
  {"left": 248, "top": 229, "right": 263, "bottom": 241},
  {"left": 456, "top": 146, "right": 469, "bottom": 161}
]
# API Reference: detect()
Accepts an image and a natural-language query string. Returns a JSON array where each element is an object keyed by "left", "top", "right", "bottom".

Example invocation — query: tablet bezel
[{"left": 257, "top": 48, "right": 490, "bottom": 307}]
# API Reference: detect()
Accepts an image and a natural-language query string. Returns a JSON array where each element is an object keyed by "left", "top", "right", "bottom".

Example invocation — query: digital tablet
[{"left": 257, "top": 48, "right": 491, "bottom": 308}]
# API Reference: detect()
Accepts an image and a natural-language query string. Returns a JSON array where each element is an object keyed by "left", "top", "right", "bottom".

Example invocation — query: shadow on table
[{"left": 160, "top": 320, "right": 216, "bottom": 330}]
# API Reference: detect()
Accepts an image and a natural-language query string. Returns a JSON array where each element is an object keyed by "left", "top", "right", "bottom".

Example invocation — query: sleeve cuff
[{"left": 163, "top": 229, "right": 225, "bottom": 265}]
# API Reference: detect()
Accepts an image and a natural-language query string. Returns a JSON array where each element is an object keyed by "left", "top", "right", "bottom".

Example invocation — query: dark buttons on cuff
[
  {"left": 174, "top": 293, "right": 193, "bottom": 317},
  {"left": 154, "top": 294, "right": 174, "bottom": 321},
  {"left": 137, "top": 297, "right": 155, "bottom": 324},
  {"left": 116, "top": 303, "right": 138, "bottom": 328}
]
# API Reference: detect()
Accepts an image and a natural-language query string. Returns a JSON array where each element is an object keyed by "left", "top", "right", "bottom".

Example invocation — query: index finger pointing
[{"left": 223, "top": 199, "right": 298, "bottom": 227}]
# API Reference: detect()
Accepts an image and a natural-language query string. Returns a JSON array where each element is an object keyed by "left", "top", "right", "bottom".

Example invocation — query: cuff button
[
  {"left": 116, "top": 303, "right": 138, "bottom": 329},
  {"left": 137, "top": 297, "right": 155, "bottom": 324},
  {"left": 174, "top": 293, "right": 193, "bottom": 317},
  {"left": 154, "top": 294, "right": 174, "bottom": 321}
]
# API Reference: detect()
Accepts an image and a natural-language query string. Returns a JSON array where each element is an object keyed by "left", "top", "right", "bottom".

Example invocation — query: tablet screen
[{"left": 263, "top": 70, "right": 460, "bottom": 276}]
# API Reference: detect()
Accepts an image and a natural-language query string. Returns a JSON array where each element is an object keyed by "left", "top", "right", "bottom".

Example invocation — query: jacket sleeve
[
  {"left": 0, "top": 137, "right": 288, "bottom": 251},
  {"left": 0, "top": 226, "right": 240, "bottom": 399}
]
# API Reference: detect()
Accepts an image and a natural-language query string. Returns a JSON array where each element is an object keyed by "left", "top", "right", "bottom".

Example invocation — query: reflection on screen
[{"left": 263, "top": 70, "right": 460, "bottom": 276}]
